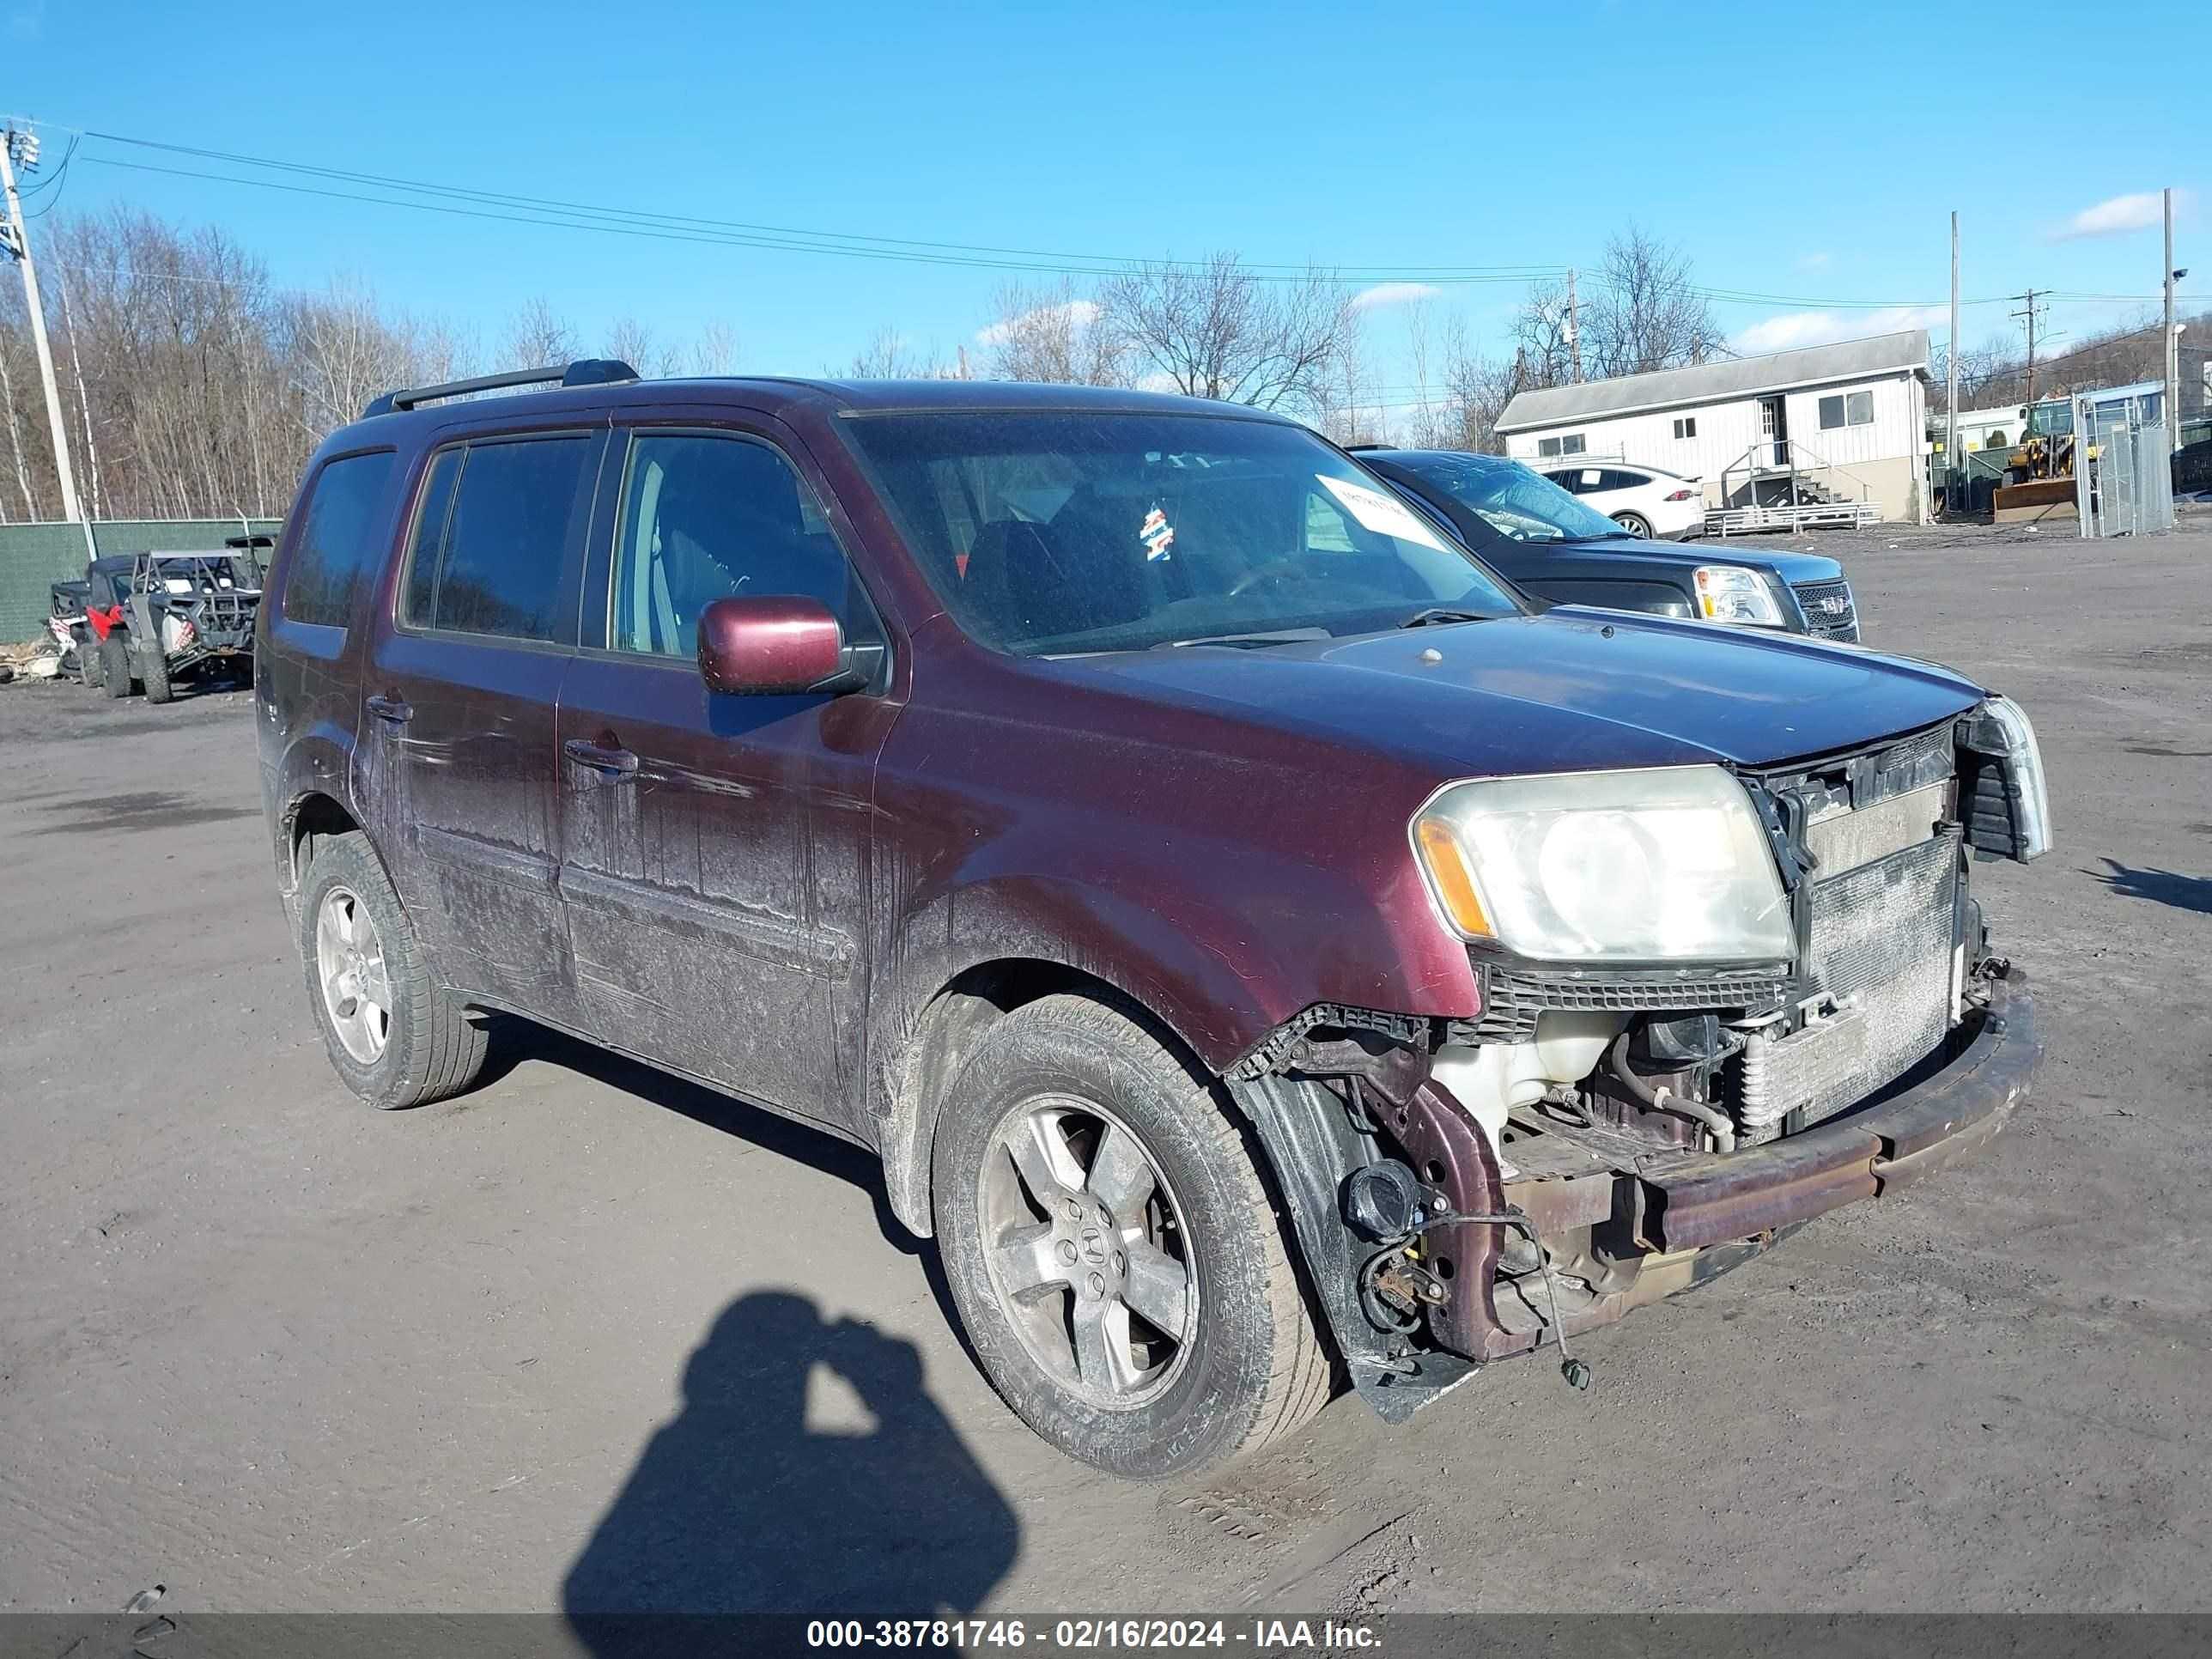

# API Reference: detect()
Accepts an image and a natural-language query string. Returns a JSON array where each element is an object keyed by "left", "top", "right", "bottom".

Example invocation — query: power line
[{"left": 48, "top": 122, "right": 2175, "bottom": 315}]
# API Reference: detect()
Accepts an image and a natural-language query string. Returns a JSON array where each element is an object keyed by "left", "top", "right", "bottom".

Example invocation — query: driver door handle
[{"left": 564, "top": 737, "right": 641, "bottom": 779}]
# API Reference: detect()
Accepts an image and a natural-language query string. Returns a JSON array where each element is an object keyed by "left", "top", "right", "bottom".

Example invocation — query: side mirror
[{"left": 696, "top": 595, "right": 872, "bottom": 696}]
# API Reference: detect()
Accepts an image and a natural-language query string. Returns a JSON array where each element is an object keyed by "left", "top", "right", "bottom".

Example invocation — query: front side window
[
  {"left": 846, "top": 413, "right": 1521, "bottom": 656},
  {"left": 1393, "top": 452, "right": 1630, "bottom": 545},
  {"left": 609, "top": 433, "right": 860, "bottom": 658},
  {"left": 403, "top": 436, "right": 592, "bottom": 642},
  {"left": 283, "top": 450, "right": 396, "bottom": 628}
]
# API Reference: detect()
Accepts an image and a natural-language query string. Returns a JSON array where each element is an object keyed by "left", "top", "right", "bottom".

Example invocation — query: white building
[{"left": 1494, "top": 330, "right": 1934, "bottom": 522}]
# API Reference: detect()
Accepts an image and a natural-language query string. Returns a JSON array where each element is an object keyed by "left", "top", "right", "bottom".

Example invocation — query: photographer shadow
[{"left": 562, "top": 1291, "right": 1019, "bottom": 1639}]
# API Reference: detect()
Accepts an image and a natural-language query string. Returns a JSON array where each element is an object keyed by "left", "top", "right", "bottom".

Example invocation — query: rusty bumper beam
[{"left": 1639, "top": 977, "right": 2039, "bottom": 1253}]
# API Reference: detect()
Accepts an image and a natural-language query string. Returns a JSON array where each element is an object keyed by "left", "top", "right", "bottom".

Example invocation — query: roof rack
[{"left": 362, "top": 358, "right": 638, "bottom": 419}]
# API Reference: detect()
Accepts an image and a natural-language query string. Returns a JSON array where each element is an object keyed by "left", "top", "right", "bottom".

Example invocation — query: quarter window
[
  {"left": 403, "top": 436, "right": 594, "bottom": 642},
  {"left": 282, "top": 451, "right": 396, "bottom": 628},
  {"left": 609, "top": 433, "right": 861, "bottom": 658}
]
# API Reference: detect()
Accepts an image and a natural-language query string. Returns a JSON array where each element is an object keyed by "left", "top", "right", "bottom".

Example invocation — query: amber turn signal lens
[{"left": 1415, "top": 817, "right": 1493, "bottom": 939}]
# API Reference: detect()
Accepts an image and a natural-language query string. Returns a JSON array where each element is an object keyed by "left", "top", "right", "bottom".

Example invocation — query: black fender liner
[{"left": 1227, "top": 1073, "right": 1476, "bottom": 1423}]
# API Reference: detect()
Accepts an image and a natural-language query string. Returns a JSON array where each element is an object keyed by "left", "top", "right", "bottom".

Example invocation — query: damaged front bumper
[
  {"left": 1232, "top": 977, "right": 2038, "bottom": 1423},
  {"left": 1637, "top": 976, "right": 2036, "bottom": 1252}
]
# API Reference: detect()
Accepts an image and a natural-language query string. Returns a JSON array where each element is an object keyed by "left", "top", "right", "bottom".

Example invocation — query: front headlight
[
  {"left": 1972, "top": 696, "right": 2052, "bottom": 861},
  {"left": 1692, "top": 565, "right": 1784, "bottom": 625},
  {"left": 1413, "top": 766, "right": 1796, "bottom": 962}
]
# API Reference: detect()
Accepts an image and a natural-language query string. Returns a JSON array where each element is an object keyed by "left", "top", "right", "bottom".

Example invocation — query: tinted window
[
  {"left": 1600, "top": 470, "right": 1644, "bottom": 491},
  {"left": 283, "top": 451, "right": 396, "bottom": 627},
  {"left": 402, "top": 448, "right": 462, "bottom": 627},
  {"left": 610, "top": 433, "right": 859, "bottom": 657},
  {"left": 409, "top": 437, "right": 592, "bottom": 642}
]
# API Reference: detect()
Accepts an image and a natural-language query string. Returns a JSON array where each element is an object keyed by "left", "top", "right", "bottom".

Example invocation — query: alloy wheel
[
  {"left": 315, "top": 885, "right": 392, "bottom": 1064},
  {"left": 976, "top": 1097, "right": 1197, "bottom": 1408}
]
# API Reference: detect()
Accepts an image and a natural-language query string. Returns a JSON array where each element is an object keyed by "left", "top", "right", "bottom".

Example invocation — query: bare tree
[
  {"left": 500, "top": 296, "right": 578, "bottom": 368},
  {"left": 1095, "top": 254, "right": 1352, "bottom": 418},
  {"left": 842, "top": 325, "right": 950, "bottom": 380},
  {"left": 690, "top": 320, "right": 740, "bottom": 376},
  {"left": 1580, "top": 225, "right": 1723, "bottom": 379},
  {"left": 979, "top": 279, "right": 1126, "bottom": 386}
]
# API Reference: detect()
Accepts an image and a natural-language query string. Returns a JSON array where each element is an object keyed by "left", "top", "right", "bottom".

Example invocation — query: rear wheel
[
  {"left": 297, "top": 830, "right": 489, "bottom": 1110},
  {"left": 140, "top": 647, "right": 173, "bottom": 704},
  {"left": 78, "top": 637, "right": 104, "bottom": 689},
  {"left": 100, "top": 635, "right": 134, "bottom": 699},
  {"left": 933, "top": 994, "right": 1331, "bottom": 1479},
  {"left": 1612, "top": 511, "right": 1653, "bottom": 538}
]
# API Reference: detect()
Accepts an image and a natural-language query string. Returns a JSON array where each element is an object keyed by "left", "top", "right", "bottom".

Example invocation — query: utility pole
[
  {"left": 0, "top": 125, "right": 91, "bottom": 557},
  {"left": 1566, "top": 267, "right": 1582, "bottom": 384},
  {"left": 2165, "top": 186, "right": 2179, "bottom": 454},
  {"left": 1948, "top": 212, "right": 1960, "bottom": 514},
  {"left": 2011, "top": 288, "right": 2048, "bottom": 405}
]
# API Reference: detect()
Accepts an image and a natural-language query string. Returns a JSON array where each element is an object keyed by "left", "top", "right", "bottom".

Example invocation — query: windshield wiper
[
  {"left": 1154, "top": 627, "right": 1332, "bottom": 650},
  {"left": 1397, "top": 607, "right": 1497, "bottom": 629}
]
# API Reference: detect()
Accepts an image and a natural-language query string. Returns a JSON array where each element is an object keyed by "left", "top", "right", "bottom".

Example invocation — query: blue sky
[{"left": 16, "top": 0, "right": 2205, "bottom": 404}]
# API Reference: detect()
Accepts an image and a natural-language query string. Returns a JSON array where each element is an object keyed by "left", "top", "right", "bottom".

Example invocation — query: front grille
[
  {"left": 1469, "top": 963, "right": 1790, "bottom": 1042},
  {"left": 1791, "top": 578, "right": 1860, "bottom": 641},
  {"left": 1734, "top": 829, "right": 1960, "bottom": 1139}
]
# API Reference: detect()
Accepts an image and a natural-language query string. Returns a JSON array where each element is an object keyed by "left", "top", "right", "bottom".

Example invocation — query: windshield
[
  {"left": 1389, "top": 453, "right": 1627, "bottom": 544},
  {"left": 845, "top": 412, "right": 1522, "bottom": 655}
]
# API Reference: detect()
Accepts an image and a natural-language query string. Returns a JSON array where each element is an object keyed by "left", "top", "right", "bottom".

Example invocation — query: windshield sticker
[
  {"left": 1138, "top": 506, "right": 1176, "bottom": 562},
  {"left": 1316, "top": 474, "right": 1449, "bottom": 551}
]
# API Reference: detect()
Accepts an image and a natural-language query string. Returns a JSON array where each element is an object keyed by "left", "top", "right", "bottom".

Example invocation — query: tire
[
  {"left": 933, "top": 994, "right": 1331, "bottom": 1479},
  {"left": 141, "top": 647, "right": 173, "bottom": 704},
  {"left": 1612, "top": 512, "right": 1653, "bottom": 538},
  {"left": 296, "top": 830, "right": 489, "bottom": 1110},
  {"left": 78, "top": 638, "right": 104, "bottom": 690},
  {"left": 100, "top": 635, "right": 134, "bottom": 699}
]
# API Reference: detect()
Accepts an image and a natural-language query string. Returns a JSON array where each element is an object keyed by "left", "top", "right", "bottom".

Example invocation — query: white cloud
[
  {"left": 1796, "top": 251, "right": 1832, "bottom": 271},
  {"left": 1732, "top": 304, "right": 1948, "bottom": 356},
  {"left": 1134, "top": 370, "right": 1183, "bottom": 395},
  {"left": 2053, "top": 191, "right": 2171, "bottom": 240},
  {"left": 1348, "top": 282, "right": 1442, "bottom": 313},
  {"left": 975, "top": 298, "right": 1100, "bottom": 346}
]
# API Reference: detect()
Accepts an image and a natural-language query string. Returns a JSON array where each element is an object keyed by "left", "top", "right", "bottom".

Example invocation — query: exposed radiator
[{"left": 1734, "top": 829, "right": 1960, "bottom": 1142}]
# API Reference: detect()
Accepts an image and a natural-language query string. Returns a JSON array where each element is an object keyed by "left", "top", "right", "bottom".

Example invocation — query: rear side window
[
  {"left": 402, "top": 436, "right": 593, "bottom": 642},
  {"left": 283, "top": 451, "right": 397, "bottom": 627}
]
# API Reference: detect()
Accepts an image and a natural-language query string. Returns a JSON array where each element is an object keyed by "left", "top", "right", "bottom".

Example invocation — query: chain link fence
[{"left": 2075, "top": 393, "right": 2175, "bottom": 538}]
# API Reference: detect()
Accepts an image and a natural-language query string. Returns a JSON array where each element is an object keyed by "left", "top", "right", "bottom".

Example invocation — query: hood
[
  {"left": 1552, "top": 537, "right": 1844, "bottom": 585},
  {"left": 1051, "top": 609, "right": 1984, "bottom": 776}
]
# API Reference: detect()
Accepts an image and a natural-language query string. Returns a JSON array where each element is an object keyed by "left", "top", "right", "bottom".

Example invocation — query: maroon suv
[{"left": 256, "top": 362, "right": 2046, "bottom": 1477}]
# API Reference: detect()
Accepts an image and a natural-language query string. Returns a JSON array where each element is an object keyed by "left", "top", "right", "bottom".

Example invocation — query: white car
[{"left": 1536, "top": 462, "right": 1705, "bottom": 540}]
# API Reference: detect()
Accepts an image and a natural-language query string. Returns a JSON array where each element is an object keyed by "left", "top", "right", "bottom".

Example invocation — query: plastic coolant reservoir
[{"left": 1429, "top": 1012, "right": 1628, "bottom": 1176}]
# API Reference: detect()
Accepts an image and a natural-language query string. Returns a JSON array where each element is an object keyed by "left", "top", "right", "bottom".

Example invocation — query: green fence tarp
[{"left": 1, "top": 520, "right": 282, "bottom": 641}]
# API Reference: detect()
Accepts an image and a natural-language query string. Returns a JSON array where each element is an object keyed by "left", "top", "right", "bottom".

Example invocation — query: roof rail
[{"left": 362, "top": 358, "right": 639, "bottom": 419}]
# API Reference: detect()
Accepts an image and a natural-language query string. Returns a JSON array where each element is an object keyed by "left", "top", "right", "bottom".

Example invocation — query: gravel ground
[{"left": 2, "top": 515, "right": 2208, "bottom": 1618}]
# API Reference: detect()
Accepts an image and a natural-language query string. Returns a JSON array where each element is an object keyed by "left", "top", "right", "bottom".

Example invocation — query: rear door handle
[
  {"left": 564, "top": 737, "right": 641, "bottom": 778},
  {"left": 366, "top": 693, "right": 412, "bottom": 724}
]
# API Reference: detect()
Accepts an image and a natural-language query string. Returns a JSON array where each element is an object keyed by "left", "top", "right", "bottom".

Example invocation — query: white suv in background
[{"left": 1538, "top": 462, "right": 1705, "bottom": 540}]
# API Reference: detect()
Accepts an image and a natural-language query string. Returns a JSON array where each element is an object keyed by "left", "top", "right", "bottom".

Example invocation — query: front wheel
[
  {"left": 933, "top": 994, "right": 1332, "bottom": 1479},
  {"left": 1612, "top": 512, "right": 1653, "bottom": 538},
  {"left": 141, "top": 647, "right": 173, "bottom": 704}
]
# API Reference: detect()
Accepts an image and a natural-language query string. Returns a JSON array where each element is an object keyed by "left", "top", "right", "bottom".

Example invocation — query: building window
[
  {"left": 1537, "top": 433, "right": 1587, "bottom": 459},
  {"left": 1673, "top": 416, "right": 1698, "bottom": 440},
  {"left": 1819, "top": 390, "right": 1875, "bottom": 431}
]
